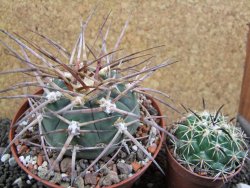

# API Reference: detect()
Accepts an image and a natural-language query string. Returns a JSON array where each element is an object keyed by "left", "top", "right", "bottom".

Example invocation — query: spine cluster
[{"left": 173, "top": 110, "right": 247, "bottom": 177}]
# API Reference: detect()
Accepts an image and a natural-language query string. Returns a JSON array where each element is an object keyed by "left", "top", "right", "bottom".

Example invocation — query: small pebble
[
  {"left": 131, "top": 161, "right": 141, "bottom": 172},
  {"left": 12, "top": 177, "right": 22, "bottom": 187},
  {"left": 74, "top": 176, "right": 85, "bottom": 188},
  {"left": 50, "top": 172, "right": 62, "bottom": 184},
  {"left": 49, "top": 158, "right": 60, "bottom": 172},
  {"left": 118, "top": 150, "right": 127, "bottom": 159},
  {"left": 100, "top": 171, "right": 120, "bottom": 186},
  {"left": 147, "top": 182, "right": 154, "bottom": 188},
  {"left": 126, "top": 152, "right": 136, "bottom": 164},
  {"left": 147, "top": 144, "right": 157, "bottom": 154},
  {"left": 112, "top": 164, "right": 118, "bottom": 173},
  {"left": 18, "top": 145, "right": 28, "bottom": 154},
  {"left": 84, "top": 173, "right": 97, "bottom": 185},
  {"left": 37, "top": 154, "right": 43, "bottom": 166},
  {"left": 100, "top": 166, "right": 110, "bottom": 176},
  {"left": 102, "top": 156, "right": 111, "bottom": 163},
  {"left": 41, "top": 161, "right": 48, "bottom": 168},
  {"left": 1, "top": 153, "right": 10, "bottom": 162},
  {"left": 118, "top": 174, "right": 128, "bottom": 181},
  {"left": 8, "top": 157, "right": 17, "bottom": 167},
  {"left": 0, "top": 147, "right": 5, "bottom": 155},
  {"left": 132, "top": 145, "right": 138, "bottom": 152},
  {"left": 60, "top": 158, "right": 72, "bottom": 173},
  {"left": 136, "top": 149, "right": 145, "bottom": 161},
  {"left": 117, "top": 162, "right": 132, "bottom": 175},
  {"left": 79, "top": 159, "right": 88, "bottom": 170},
  {"left": 61, "top": 173, "right": 70, "bottom": 182},
  {"left": 61, "top": 182, "right": 70, "bottom": 188}
]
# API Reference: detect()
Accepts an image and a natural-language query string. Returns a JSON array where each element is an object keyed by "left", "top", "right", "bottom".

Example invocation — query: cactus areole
[
  {"left": 172, "top": 110, "right": 247, "bottom": 177},
  {"left": 42, "top": 75, "right": 140, "bottom": 159}
]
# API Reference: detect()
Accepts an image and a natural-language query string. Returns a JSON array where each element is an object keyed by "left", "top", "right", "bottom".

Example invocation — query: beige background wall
[{"left": 0, "top": 0, "right": 249, "bottom": 123}]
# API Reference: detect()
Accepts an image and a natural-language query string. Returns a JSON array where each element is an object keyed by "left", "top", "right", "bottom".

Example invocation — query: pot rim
[
  {"left": 9, "top": 89, "right": 166, "bottom": 188},
  {"left": 166, "top": 145, "right": 244, "bottom": 181}
]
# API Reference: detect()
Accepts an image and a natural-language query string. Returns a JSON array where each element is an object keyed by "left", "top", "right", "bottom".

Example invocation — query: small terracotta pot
[
  {"left": 9, "top": 90, "right": 166, "bottom": 188},
  {"left": 166, "top": 147, "right": 243, "bottom": 188}
]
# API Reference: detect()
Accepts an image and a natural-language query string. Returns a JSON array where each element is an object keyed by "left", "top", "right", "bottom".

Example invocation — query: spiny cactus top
[
  {"left": 1, "top": 10, "right": 177, "bottom": 178},
  {"left": 172, "top": 110, "right": 248, "bottom": 177}
]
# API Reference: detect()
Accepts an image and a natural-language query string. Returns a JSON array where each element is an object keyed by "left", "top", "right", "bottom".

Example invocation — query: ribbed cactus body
[
  {"left": 174, "top": 111, "right": 247, "bottom": 175},
  {"left": 42, "top": 79, "right": 140, "bottom": 159}
]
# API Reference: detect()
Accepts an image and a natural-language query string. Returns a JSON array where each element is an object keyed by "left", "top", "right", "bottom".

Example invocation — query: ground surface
[{"left": 0, "top": 119, "right": 249, "bottom": 188}]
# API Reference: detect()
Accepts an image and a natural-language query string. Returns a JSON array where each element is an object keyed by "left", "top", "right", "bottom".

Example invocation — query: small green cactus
[{"left": 172, "top": 110, "right": 248, "bottom": 177}]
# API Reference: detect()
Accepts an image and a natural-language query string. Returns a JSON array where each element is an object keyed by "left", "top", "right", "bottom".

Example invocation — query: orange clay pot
[
  {"left": 9, "top": 89, "right": 166, "bottom": 188},
  {"left": 166, "top": 146, "right": 243, "bottom": 188}
]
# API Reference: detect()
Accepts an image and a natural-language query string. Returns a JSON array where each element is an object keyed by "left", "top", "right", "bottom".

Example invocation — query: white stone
[
  {"left": 19, "top": 155, "right": 32, "bottom": 166},
  {"left": 38, "top": 166, "right": 44, "bottom": 171},
  {"left": 132, "top": 145, "right": 138, "bottom": 152},
  {"left": 12, "top": 177, "right": 22, "bottom": 187},
  {"left": 236, "top": 183, "right": 250, "bottom": 188},
  {"left": 28, "top": 126, "right": 34, "bottom": 132},
  {"left": 16, "top": 145, "right": 21, "bottom": 152},
  {"left": 19, "top": 121, "right": 28, "bottom": 126},
  {"left": 28, "top": 175, "right": 33, "bottom": 180},
  {"left": 141, "top": 161, "right": 147, "bottom": 166},
  {"left": 8, "top": 157, "right": 17, "bottom": 166},
  {"left": 150, "top": 127, "right": 157, "bottom": 136},
  {"left": 128, "top": 173, "right": 133, "bottom": 178},
  {"left": 25, "top": 155, "right": 31, "bottom": 162},
  {"left": 1, "top": 154, "right": 10, "bottom": 162},
  {"left": 120, "top": 159, "right": 125, "bottom": 163},
  {"left": 19, "top": 156, "right": 25, "bottom": 164},
  {"left": 42, "top": 161, "right": 48, "bottom": 167},
  {"left": 31, "top": 156, "right": 37, "bottom": 165},
  {"left": 61, "top": 173, "right": 68, "bottom": 178}
]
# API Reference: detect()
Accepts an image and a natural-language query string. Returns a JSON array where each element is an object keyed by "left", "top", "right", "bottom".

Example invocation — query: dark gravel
[
  {"left": 0, "top": 119, "right": 45, "bottom": 188},
  {"left": 0, "top": 118, "right": 249, "bottom": 188}
]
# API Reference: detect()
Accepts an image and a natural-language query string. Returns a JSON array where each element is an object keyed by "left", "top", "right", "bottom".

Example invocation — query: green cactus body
[
  {"left": 42, "top": 76, "right": 140, "bottom": 159},
  {"left": 173, "top": 111, "right": 247, "bottom": 176}
]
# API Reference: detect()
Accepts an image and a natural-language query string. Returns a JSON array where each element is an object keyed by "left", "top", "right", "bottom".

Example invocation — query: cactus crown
[{"left": 172, "top": 109, "right": 248, "bottom": 178}]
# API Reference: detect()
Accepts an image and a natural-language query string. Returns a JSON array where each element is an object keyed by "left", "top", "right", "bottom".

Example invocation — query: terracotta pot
[
  {"left": 9, "top": 90, "right": 166, "bottom": 188},
  {"left": 166, "top": 146, "right": 243, "bottom": 188}
]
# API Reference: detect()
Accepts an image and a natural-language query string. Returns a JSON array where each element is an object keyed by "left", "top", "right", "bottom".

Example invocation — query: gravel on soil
[{"left": 0, "top": 118, "right": 249, "bottom": 188}]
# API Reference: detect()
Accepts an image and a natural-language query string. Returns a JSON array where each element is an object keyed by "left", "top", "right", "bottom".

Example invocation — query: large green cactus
[
  {"left": 173, "top": 110, "right": 247, "bottom": 176},
  {"left": 42, "top": 75, "right": 140, "bottom": 159},
  {"left": 1, "top": 14, "right": 175, "bottom": 184}
]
